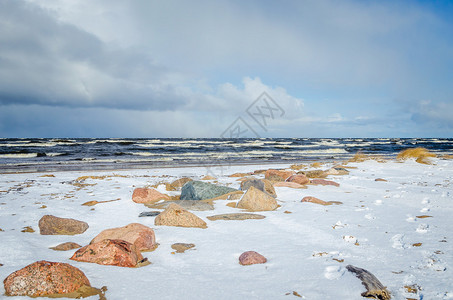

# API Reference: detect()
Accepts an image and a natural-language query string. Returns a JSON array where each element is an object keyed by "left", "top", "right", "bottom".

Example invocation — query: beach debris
[
  {"left": 301, "top": 196, "right": 342, "bottom": 206},
  {"left": 287, "top": 174, "right": 310, "bottom": 185},
  {"left": 236, "top": 186, "right": 278, "bottom": 211},
  {"left": 239, "top": 251, "right": 267, "bottom": 265},
  {"left": 346, "top": 265, "right": 390, "bottom": 300},
  {"left": 397, "top": 147, "right": 436, "bottom": 164},
  {"left": 171, "top": 243, "right": 195, "bottom": 253},
  {"left": 50, "top": 242, "right": 82, "bottom": 251},
  {"left": 207, "top": 213, "right": 266, "bottom": 221},
  {"left": 82, "top": 198, "right": 120, "bottom": 206},
  {"left": 264, "top": 169, "right": 295, "bottom": 182},
  {"left": 38, "top": 215, "right": 89, "bottom": 235},
  {"left": 139, "top": 211, "right": 161, "bottom": 217},
  {"left": 273, "top": 181, "right": 307, "bottom": 189},
  {"left": 146, "top": 200, "right": 214, "bottom": 211},
  {"left": 21, "top": 226, "right": 35, "bottom": 233},
  {"left": 90, "top": 223, "right": 157, "bottom": 252},
  {"left": 132, "top": 188, "right": 170, "bottom": 204},
  {"left": 180, "top": 180, "right": 237, "bottom": 200},
  {"left": 170, "top": 177, "right": 193, "bottom": 190},
  {"left": 310, "top": 179, "right": 340, "bottom": 187},
  {"left": 154, "top": 203, "right": 207, "bottom": 228},
  {"left": 3, "top": 260, "right": 93, "bottom": 297},
  {"left": 71, "top": 239, "right": 147, "bottom": 268}
]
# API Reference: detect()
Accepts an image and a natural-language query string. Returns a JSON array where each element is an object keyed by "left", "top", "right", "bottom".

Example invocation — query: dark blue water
[{"left": 1, "top": 138, "right": 452, "bottom": 173}]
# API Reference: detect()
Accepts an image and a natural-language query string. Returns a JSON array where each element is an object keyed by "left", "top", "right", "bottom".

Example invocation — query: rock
[
  {"left": 262, "top": 179, "right": 277, "bottom": 197},
  {"left": 154, "top": 203, "right": 207, "bottom": 228},
  {"left": 145, "top": 200, "right": 214, "bottom": 211},
  {"left": 3, "top": 260, "right": 91, "bottom": 297},
  {"left": 264, "top": 169, "right": 294, "bottom": 182},
  {"left": 290, "top": 164, "right": 306, "bottom": 170},
  {"left": 138, "top": 211, "right": 161, "bottom": 217},
  {"left": 90, "top": 223, "right": 156, "bottom": 252},
  {"left": 375, "top": 178, "right": 388, "bottom": 182},
  {"left": 132, "top": 188, "right": 170, "bottom": 204},
  {"left": 326, "top": 167, "right": 349, "bottom": 175},
  {"left": 273, "top": 182, "right": 307, "bottom": 189},
  {"left": 310, "top": 179, "right": 340, "bottom": 187},
  {"left": 39, "top": 215, "right": 88, "bottom": 235},
  {"left": 171, "top": 243, "right": 195, "bottom": 253},
  {"left": 301, "top": 196, "right": 342, "bottom": 206},
  {"left": 287, "top": 174, "right": 310, "bottom": 185},
  {"left": 71, "top": 239, "right": 145, "bottom": 268},
  {"left": 201, "top": 175, "right": 216, "bottom": 180},
  {"left": 300, "top": 170, "right": 328, "bottom": 178},
  {"left": 236, "top": 186, "right": 278, "bottom": 211},
  {"left": 239, "top": 251, "right": 267, "bottom": 265},
  {"left": 50, "top": 242, "right": 82, "bottom": 251},
  {"left": 21, "top": 226, "right": 35, "bottom": 233},
  {"left": 240, "top": 178, "right": 264, "bottom": 192},
  {"left": 229, "top": 172, "right": 251, "bottom": 177},
  {"left": 170, "top": 177, "right": 193, "bottom": 190},
  {"left": 180, "top": 181, "right": 237, "bottom": 200},
  {"left": 207, "top": 213, "right": 266, "bottom": 221}
]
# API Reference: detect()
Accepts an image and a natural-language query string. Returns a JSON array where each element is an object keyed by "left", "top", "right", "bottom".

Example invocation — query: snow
[{"left": 0, "top": 158, "right": 452, "bottom": 299}]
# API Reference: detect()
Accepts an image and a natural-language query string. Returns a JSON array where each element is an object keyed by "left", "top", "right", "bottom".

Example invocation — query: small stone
[
  {"left": 39, "top": 215, "right": 88, "bottom": 235},
  {"left": 3, "top": 260, "right": 91, "bottom": 297},
  {"left": 71, "top": 239, "right": 145, "bottom": 268},
  {"left": 50, "top": 242, "right": 82, "bottom": 251},
  {"left": 21, "top": 226, "right": 35, "bottom": 233},
  {"left": 301, "top": 196, "right": 342, "bottom": 206},
  {"left": 171, "top": 243, "right": 195, "bottom": 253},
  {"left": 310, "top": 179, "right": 340, "bottom": 187},
  {"left": 207, "top": 213, "right": 266, "bottom": 221},
  {"left": 239, "top": 251, "right": 267, "bottom": 265},
  {"left": 138, "top": 211, "right": 161, "bottom": 217},
  {"left": 229, "top": 172, "right": 251, "bottom": 177},
  {"left": 201, "top": 175, "right": 216, "bottom": 180},
  {"left": 132, "top": 188, "right": 170, "bottom": 204},
  {"left": 154, "top": 203, "right": 207, "bottom": 228},
  {"left": 375, "top": 178, "right": 388, "bottom": 182},
  {"left": 236, "top": 186, "right": 278, "bottom": 211}
]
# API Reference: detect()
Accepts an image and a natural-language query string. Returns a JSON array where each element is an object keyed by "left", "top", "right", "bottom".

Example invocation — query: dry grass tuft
[
  {"left": 396, "top": 147, "right": 436, "bottom": 164},
  {"left": 348, "top": 152, "right": 386, "bottom": 163}
]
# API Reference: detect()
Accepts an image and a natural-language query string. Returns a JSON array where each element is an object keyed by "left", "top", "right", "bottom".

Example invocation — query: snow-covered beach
[{"left": 1, "top": 156, "right": 452, "bottom": 299}]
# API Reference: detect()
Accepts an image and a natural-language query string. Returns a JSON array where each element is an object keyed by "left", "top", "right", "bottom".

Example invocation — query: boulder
[
  {"left": 264, "top": 169, "right": 294, "bottom": 182},
  {"left": 180, "top": 181, "right": 237, "bottom": 200},
  {"left": 240, "top": 178, "right": 264, "bottom": 192},
  {"left": 207, "top": 213, "right": 266, "bottom": 221},
  {"left": 132, "top": 188, "right": 170, "bottom": 204},
  {"left": 262, "top": 179, "right": 277, "bottom": 197},
  {"left": 273, "top": 182, "right": 307, "bottom": 189},
  {"left": 50, "top": 242, "right": 82, "bottom": 251},
  {"left": 154, "top": 203, "right": 207, "bottom": 228},
  {"left": 3, "top": 261, "right": 91, "bottom": 297},
  {"left": 301, "top": 196, "right": 342, "bottom": 206},
  {"left": 239, "top": 251, "right": 267, "bottom": 265},
  {"left": 39, "top": 215, "right": 88, "bottom": 235},
  {"left": 300, "top": 170, "right": 328, "bottom": 178},
  {"left": 71, "top": 239, "right": 145, "bottom": 267},
  {"left": 310, "top": 179, "right": 340, "bottom": 187},
  {"left": 90, "top": 223, "right": 156, "bottom": 252},
  {"left": 287, "top": 174, "right": 309, "bottom": 185},
  {"left": 236, "top": 186, "right": 278, "bottom": 211},
  {"left": 170, "top": 177, "right": 193, "bottom": 190}
]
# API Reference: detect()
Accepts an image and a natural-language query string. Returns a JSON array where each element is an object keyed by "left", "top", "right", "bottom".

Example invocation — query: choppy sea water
[{"left": 1, "top": 138, "right": 452, "bottom": 173}]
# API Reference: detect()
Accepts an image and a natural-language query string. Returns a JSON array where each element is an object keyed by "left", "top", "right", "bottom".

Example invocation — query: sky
[{"left": 1, "top": 0, "right": 453, "bottom": 138}]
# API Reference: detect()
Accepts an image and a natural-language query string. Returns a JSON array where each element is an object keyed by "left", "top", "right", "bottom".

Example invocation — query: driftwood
[{"left": 346, "top": 265, "right": 391, "bottom": 299}]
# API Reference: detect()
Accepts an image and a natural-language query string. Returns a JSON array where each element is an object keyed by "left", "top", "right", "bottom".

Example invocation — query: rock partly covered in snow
[
  {"left": 236, "top": 186, "right": 278, "bottom": 211},
  {"left": 132, "top": 188, "right": 170, "bottom": 204},
  {"left": 301, "top": 196, "right": 342, "bottom": 206},
  {"left": 180, "top": 181, "right": 237, "bottom": 200},
  {"left": 240, "top": 178, "right": 277, "bottom": 198},
  {"left": 154, "top": 203, "right": 207, "bottom": 228},
  {"left": 38, "top": 215, "right": 88, "bottom": 235},
  {"left": 273, "top": 181, "right": 307, "bottom": 189},
  {"left": 264, "top": 169, "right": 294, "bottom": 182},
  {"left": 310, "top": 179, "right": 340, "bottom": 187},
  {"left": 286, "top": 174, "right": 310, "bottom": 185},
  {"left": 90, "top": 223, "right": 157, "bottom": 252},
  {"left": 170, "top": 177, "right": 193, "bottom": 190},
  {"left": 207, "top": 213, "right": 266, "bottom": 221},
  {"left": 239, "top": 251, "right": 267, "bottom": 265},
  {"left": 71, "top": 239, "right": 145, "bottom": 267},
  {"left": 49, "top": 242, "right": 82, "bottom": 251},
  {"left": 3, "top": 260, "right": 91, "bottom": 297}
]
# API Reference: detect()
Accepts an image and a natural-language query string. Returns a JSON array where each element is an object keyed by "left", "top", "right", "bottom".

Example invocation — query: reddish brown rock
[
  {"left": 310, "top": 179, "right": 340, "bottom": 187},
  {"left": 264, "top": 169, "right": 294, "bottom": 182},
  {"left": 71, "top": 239, "right": 144, "bottom": 267},
  {"left": 50, "top": 242, "right": 82, "bottom": 251},
  {"left": 3, "top": 260, "right": 91, "bottom": 297},
  {"left": 90, "top": 223, "right": 156, "bottom": 252},
  {"left": 236, "top": 186, "right": 278, "bottom": 211},
  {"left": 287, "top": 174, "right": 309, "bottom": 185},
  {"left": 132, "top": 188, "right": 170, "bottom": 204},
  {"left": 38, "top": 215, "right": 88, "bottom": 235},
  {"left": 154, "top": 203, "right": 207, "bottom": 228},
  {"left": 301, "top": 196, "right": 342, "bottom": 206},
  {"left": 375, "top": 178, "right": 388, "bottom": 182},
  {"left": 273, "top": 182, "right": 307, "bottom": 189},
  {"left": 239, "top": 251, "right": 267, "bottom": 265}
]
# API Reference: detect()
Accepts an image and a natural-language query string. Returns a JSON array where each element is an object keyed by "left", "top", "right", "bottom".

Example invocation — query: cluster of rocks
[{"left": 3, "top": 164, "right": 347, "bottom": 298}]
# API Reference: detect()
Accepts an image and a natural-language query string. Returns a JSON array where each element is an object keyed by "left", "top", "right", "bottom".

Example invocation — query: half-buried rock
[
  {"left": 180, "top": 181, "right": 237, "bottom": 200},
  {"left": 207, "top": 213, "right": 266, "bottom": 221},
  {"left": 39, "top": 215, "right": 88, "bottom": 235},
  {"left": 239, "top": 251, "right": 267, "bottom": 265},
  {"left": 90, "top": 223, "right": 157, "bottom": 252},
  {"left": 154, "top": 203, "right": 207, "bottom": 228},
  {"left": 132, "top": 188, "right": 170, "bottom": 204},
  {"left": 3, "top": 260, "right": 92, "bottom": 297},
  {"left": 50, "top": 242, "right": 82, "bottom": 251},
  {"left": 240, "top": 178, "right": 277, "bottom": 198},
  {"left": 236, "top": 186, "right": 278, "bottom": 211},
  {"left": 71, "top": 239, "right": 146, "bottom": 268}
]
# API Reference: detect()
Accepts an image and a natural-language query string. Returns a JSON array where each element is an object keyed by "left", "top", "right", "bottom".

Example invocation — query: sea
[{"left": 1, "top": 138, "right": 452, "bottom": 173}]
